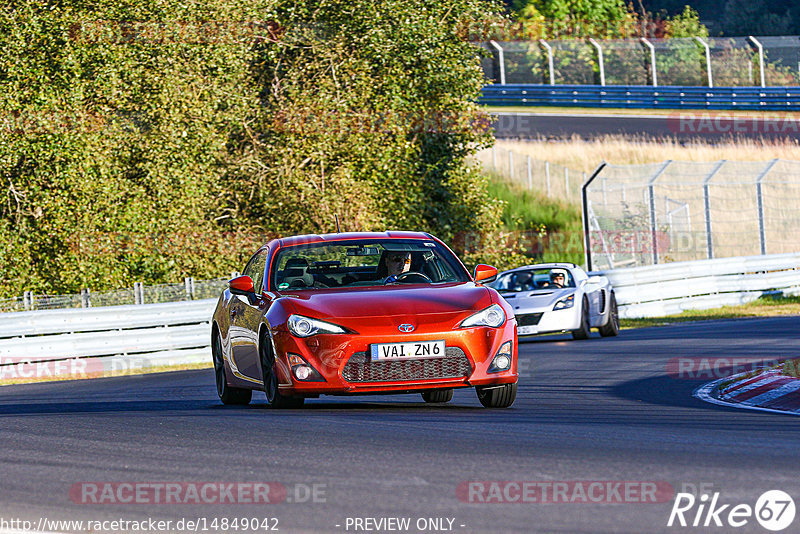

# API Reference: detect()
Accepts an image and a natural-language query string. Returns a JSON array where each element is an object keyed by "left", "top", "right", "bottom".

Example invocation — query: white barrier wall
[
  {"left": 599, "top": 252, "right": 800, "bottom": 318},
  {"left": 0, "top": 299, "right": 217, "bottom": 379}
]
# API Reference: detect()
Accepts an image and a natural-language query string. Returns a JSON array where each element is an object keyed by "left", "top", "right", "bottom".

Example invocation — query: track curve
[
  {"left": 491, "top": 111, "right": 800, "bottom": 142},
  {"left": 2, "top": 317, "right": 800, "bottom": 533}
]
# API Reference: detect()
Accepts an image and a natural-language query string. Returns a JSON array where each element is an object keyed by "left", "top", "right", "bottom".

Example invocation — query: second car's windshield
[
  {"left": 491, "top": 268, "right": 575, "bottom": 292},
  {"left": 271, "top": 239, "right": 469, "bottom": 291}
]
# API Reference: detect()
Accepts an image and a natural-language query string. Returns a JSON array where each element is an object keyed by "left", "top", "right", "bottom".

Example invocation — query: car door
[
  {"left": 571, "top": 268, "right": 598, "bottom": 324},
  {"left": 230, "top": 249, "right": 269, "bottom": 383},
  {"left": 582, "top": 276, "right": 603, "bottom": 326}
]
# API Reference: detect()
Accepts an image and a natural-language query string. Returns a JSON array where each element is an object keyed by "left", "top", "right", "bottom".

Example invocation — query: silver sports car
[{"left": 489, "top": 263, "right": 619, "bottom": 340}]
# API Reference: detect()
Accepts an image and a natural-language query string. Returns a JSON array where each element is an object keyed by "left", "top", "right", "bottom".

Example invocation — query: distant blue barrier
[{"left": 480, "top": 84, "right": 800, "bottom": 111}]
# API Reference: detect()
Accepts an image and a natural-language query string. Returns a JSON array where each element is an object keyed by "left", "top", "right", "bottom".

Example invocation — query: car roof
[{"left": 275, "top": 231, "right": 433, "bottom": 248}]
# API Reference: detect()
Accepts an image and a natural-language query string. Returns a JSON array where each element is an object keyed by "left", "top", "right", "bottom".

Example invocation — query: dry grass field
[{"left": 494, "top": 136, "right": 800, "bottom": 173}]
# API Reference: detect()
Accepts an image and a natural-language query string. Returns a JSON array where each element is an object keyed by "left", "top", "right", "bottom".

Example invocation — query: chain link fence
[
  {"left": 0, "top": 277, "right": 232, "bottom": 313},
  {"left": 482, "top": 35, "right": 800, "bottom": 87},
  {"left": 584, "top": 159, "right": 800, "bottom": 270},
  {"left": 475, "top": 145, "right": 584, "bottom": 203}
]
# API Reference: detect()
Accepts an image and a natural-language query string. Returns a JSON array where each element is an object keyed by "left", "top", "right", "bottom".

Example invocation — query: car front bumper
[
  {"left": 270, "top": 321, "right": 518, "bottom": 396},
  {"left": 515, "top": 306, "right": 582, "bottom": 336}
]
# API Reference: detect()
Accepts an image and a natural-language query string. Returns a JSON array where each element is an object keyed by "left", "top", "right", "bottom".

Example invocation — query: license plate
[
  {"left": 370, "top": 340, "right": 446, "bottom": 361},
  {"left": 517, "top": 325, "right": 538, "bottom": 335}
]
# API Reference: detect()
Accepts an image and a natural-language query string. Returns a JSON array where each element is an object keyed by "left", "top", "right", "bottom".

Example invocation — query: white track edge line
[{"left": 694, "top": 372, "right": 800, "bottom": 417}]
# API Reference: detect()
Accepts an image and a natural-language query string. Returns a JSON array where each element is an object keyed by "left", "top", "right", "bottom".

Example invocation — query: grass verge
[
  {"left": 0, "top": 361, "right": 213, "bottom": 386},
  {"left": 486, "top": 171, "right": 583, "bottom": 265}
]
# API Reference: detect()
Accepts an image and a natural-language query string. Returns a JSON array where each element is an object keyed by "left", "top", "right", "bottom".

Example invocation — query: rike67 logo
[{"left": 668, "top": 490, "right": 795, "bottom": 531}]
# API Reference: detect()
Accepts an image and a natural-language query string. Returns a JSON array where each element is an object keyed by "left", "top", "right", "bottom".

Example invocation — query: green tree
[
  {"left": 0, "top": 0, "right": 511, "bottom": 298},
  {"left": 512, "top": 0, "right": 638, "bottom": 38},
  {"left": 664, "top": 5, "right": 708, "bottom": 38}
]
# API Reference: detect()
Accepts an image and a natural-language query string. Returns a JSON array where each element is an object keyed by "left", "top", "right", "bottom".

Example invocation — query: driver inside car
[
  {"left": 544, "top": 269, "right": 567, "bottom": 288},
  {"left": 377, "top": 251, "right": 411, "bottom": 283}
]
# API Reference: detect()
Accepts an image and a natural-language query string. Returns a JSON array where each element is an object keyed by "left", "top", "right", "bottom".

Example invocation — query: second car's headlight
[
  {"left": 460, "top": 304, "right": 506, "bottom": 328},
  {"left": 553, "top": 294, "right": 575, "bottom": 310},
  {"left": 287, "top": 314, "right": 347, "bottom": 337}
]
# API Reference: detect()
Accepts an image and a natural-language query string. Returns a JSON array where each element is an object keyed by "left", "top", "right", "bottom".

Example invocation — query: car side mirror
[
  {"left": 229, "top": 275, "right": 255, "bottom": 296},
  {"left": 473, "top": 264, "right": 498, "bottom": 283},
  {"left": 587, "top": 275, "right": 607, "bottom": 286}
]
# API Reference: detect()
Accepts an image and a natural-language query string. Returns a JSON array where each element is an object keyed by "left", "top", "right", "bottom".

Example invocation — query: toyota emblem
[{"left": 398, "top": 324, "right": 415, "bottom": 333}]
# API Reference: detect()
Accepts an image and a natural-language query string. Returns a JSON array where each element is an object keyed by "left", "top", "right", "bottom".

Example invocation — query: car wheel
[
  {"left": 571, "top": 297, "right": 591, "bottom": 340},
  {"left": 476, "top": 383, "right": 517, "bottom": 408},
  {"left": 260, "top": 334, "right": 304, "bottom": 409},
  {"left": 213, "top": 330, "right": 252, "bottom": 405},
  {"left": 598, "top": 293, "right": 620, "bottom": 337},
  {"left": 421, "top": 388, "right": 454, "bottom": 403}
]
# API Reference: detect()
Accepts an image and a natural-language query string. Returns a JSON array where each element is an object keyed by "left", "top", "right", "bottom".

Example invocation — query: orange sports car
[{"left": 211, "top": 232, "right": 518, "bottom": 408}]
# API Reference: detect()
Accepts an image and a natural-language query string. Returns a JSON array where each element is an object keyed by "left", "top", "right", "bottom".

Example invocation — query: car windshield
[
  {"left": 270, "top": 239, "right": 470, "bottom": 291},
  {"left": 490, "top": 268, "right": 575, "bottom": 292}
]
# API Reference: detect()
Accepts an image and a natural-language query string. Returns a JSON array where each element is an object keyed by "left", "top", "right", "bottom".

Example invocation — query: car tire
[
  {"left": 476, "top": 383, "right": 517, "bottom": 408},
  {"left": 598, "top": 293, "right": 620, "bottom": 337},
  {"left": 260, "top": 334, "right": 304, "bottom": 409},
  {"left": 571, "top": 297, "right": 591, "bottom": 340},
  {"left": 421, "top": 388, "right": 454, "bottom": 403},
  {"left": 213, "top": 330, "right": 252, "bottom": 405}
]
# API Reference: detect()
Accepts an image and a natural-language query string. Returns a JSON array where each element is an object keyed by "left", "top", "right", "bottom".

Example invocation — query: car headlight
[
  {"left": 460, "top": 304, "right": 506, "bottom": 328},
  {"left": 287, "top": 314, "right": 347, "bottom": 337},
  {"left": 553, "top": 294, "right": 575, "bottom": 310}
]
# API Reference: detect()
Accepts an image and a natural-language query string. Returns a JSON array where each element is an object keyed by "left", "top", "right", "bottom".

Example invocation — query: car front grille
[
  {"left": 342, "top": 347, "right": 472, "bottom": 383},
  {"left": 517, "top": 312, "right": 543, "bottom": 326}
]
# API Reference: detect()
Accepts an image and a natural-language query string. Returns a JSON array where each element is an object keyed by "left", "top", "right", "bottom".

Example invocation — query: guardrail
[
  {"left": 480, "top": 84, "right": 800, "bottom": 111},
  {"left": 0, "top": 299, "right": 217, "bottom": 381},
  {"left": 600, "top": 252, "right": 800, "bottom": 318},
  {"left": 2, "top": 252, "right": 798, "bottom": 380}
]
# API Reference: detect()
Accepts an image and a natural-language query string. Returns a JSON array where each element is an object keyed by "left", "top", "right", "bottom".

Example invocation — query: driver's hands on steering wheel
[{"left": 384, "top": 271, "right": 432, "bottom": 284}]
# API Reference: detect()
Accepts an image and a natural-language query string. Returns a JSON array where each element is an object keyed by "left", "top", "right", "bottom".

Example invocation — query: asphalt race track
[
  {"left": 491, "top": 111, "right": 800, "bottom": 142},
  {"left": 2, "top": 317, "right": 800, "bottom": 534}
]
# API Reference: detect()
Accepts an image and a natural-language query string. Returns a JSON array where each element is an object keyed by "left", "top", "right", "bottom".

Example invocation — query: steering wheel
[{"left": 386, "top": 271, "right": 432, "bottom": 284}]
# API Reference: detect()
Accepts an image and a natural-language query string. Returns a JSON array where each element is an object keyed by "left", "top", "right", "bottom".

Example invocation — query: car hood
[
  {"left": 500, "top": 288, "right": 576, "bottom": 308},
  {"left": 282, "top": 283, "right": 493, "bottom": 321}
]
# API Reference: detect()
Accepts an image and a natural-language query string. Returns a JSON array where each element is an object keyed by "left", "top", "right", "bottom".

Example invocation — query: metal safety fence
[
  {"left": 481, "top": 35, "right": 800, "bottom": 88},
  {"left": 0, "top": 299, "right": 216, "bottom": 381},
  {"left": 479, "top": 85, "right": 800, "bottom": 111},
  {"left": 474, "top": 145, "right": 584, "bottom": 204},
  {"left": 0, "top": 277, "right": 232, "bottom": 313},
  {"left": 582, "top": 159, "right": 800, "bottom": 271}
]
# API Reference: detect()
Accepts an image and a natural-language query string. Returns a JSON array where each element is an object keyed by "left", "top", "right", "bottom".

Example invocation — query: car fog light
[
  {"left": 488, "top": 341, "right": 513, "bottom": 373},
  {"left": 493, "top": 355, "right": 511, "bottom": 370},
  {"left": 294, "top": 365, "right": 312, "bottom": 380}
]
